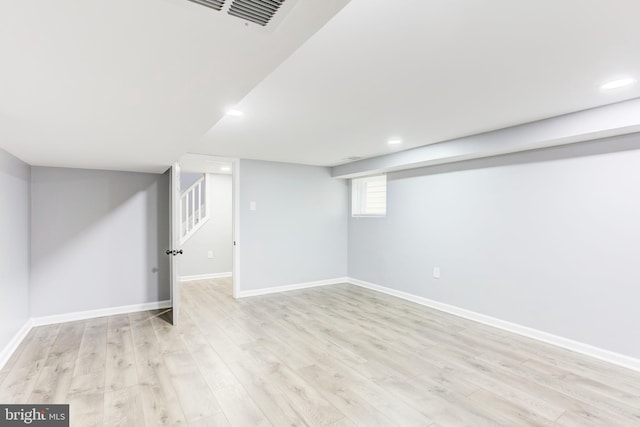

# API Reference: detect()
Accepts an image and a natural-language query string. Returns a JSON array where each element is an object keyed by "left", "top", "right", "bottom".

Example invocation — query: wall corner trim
[
  {"left": 179, "top": 272, "right": 232, "bottom": 282},
  {"left": 31, "top": 300, "right": 172, "bottom": 327},
  {"left": 347, "top": 277, "right": 640, "bottom": 373},
  {"left": 0, "top": 319, "right": 33, "bottom": 371},
  {"left": 237, "top": 277, "right": 349, "bottom": 298}
]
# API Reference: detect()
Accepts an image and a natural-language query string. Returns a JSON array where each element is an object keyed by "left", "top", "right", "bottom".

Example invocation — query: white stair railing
[{"left": 180, "top": 174, "right": 208, "bottom": 244}]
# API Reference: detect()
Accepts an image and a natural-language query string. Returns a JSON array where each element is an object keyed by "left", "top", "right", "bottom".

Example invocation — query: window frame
[{"left": 351, "top": 174, "right": 387, "bottom": 217}]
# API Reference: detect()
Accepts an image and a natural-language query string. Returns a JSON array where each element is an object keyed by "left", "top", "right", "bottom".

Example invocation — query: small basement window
[{"left": 352, "top": 174, "right": 387, "bottom": 217}]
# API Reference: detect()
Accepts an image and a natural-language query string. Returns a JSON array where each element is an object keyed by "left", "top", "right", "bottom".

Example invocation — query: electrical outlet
[
  {"left": 249, "top": 201, "right": 256, "bottom": 211},
  {"left": 207, "top": 251, "right": 213, "bottom": 259},
  {"left": 433, "top": 267, "right": 441, "bottom": 279}
]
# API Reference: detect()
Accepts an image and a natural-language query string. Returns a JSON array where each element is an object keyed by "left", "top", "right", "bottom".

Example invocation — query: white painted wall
[
  {"left": 180, "top": 173, "right": 232, "bottom": 278},
  {"left": 0, "top": 148, "right": 30, "bottom": 355},
  {"left": 239, "top": 160, "right": 348, "bottom": 291},
  {"left": 348, "top": 133, "right": 640, "bottom": 359},
  {"left": 30, "top": 167, "right": 170, "bottom": 317}
]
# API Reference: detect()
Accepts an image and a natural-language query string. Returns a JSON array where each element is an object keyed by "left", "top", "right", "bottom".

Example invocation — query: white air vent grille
[
  {"left": 228, "top": 0, "right": 285, "bottom": 26},
  {"left": 187, "top": 0, "right": 294, "bottom": 30},
  {"left": 189, "top": 0, "right": 226, "bottom": 11}
]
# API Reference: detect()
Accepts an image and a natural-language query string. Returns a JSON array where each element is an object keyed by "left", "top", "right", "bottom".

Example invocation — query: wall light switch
[
  {"left": 250, "top": 201, "right": 256, "bottom": 211},
  {"left": 433, "top": 267, "right": 441, "bottom": 279},
  {"left": 207, "top": 250, "right": 213, "bottom": 259}
]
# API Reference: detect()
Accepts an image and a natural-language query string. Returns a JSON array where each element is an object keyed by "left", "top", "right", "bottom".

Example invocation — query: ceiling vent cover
[
  {"left": 228, "top": 0, "right": 285, "bottom": 26},
  {"left": 188, "top": 0, "right": 226, "bottom": 11}
]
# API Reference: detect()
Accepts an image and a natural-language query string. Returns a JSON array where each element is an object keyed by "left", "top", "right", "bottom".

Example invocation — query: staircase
[{"left": 180, "top": 174, "right": 208, "bottom": 244}]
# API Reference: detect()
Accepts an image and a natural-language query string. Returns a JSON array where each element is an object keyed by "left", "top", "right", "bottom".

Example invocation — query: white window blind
[{"left": 352, "top": 174, "right": 387, "bottom": 217}]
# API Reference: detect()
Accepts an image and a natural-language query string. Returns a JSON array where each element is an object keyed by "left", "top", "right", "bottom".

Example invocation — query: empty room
[{"left": 1, "top": 0, "right": 640, "bottom": 426}]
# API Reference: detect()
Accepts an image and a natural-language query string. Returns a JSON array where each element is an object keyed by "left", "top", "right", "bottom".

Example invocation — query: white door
[{"left": 169, "top": 162, "right": 181, "bottom": 325}]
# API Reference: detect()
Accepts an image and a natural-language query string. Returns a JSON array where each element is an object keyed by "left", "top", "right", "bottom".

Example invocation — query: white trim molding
[
  {"left": 232, "top": 157, "right": 241, "bottom": 299},
  {"left": 180, "top": 272, "right": 232, "bottom": 282},
  {"left": 179, "top": 173, "right": 210, "bottom": 246},
  {"left": 31, "top": 300, "right": 172, "bottom": 327},
  {"left": 348, "top": 278, "right": 640, "bottom": 373},
  {"left": 237, "top": 277, "right": 349, "bottom": 298},
  {"left": 0, "top": 319, "right": 33, "bottom": 371}
]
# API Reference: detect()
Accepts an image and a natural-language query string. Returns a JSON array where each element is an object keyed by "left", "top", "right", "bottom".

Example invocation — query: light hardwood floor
[{"left": 1, "top": 278, "right": 640, "bottom": 426}]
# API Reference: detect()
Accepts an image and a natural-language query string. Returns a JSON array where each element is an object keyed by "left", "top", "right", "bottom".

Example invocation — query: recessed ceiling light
[
  {"left": 601, "top": 78, "right": 636, "bottom": 90},
  {"left": 221, "top": 166, "right": 231, "bottom": 172},
  {"left": 388, "top": 139, "right": 402, "bottom": 145},
  {"left": 226, "top": 109, "right": 244, "bottom": 117}
]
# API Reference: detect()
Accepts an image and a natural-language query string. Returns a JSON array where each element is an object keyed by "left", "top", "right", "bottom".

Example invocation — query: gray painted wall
[
  {"left": 180, "top": 174, "right": 232, "bottom": 277},
  {"left": 0, "top": 148, "right": 30, "bottom": 352},
  {"left": 348, "top": 133, "right": 640, "bottom": 359},
  {"left": 239, "top": 160, "right": 348, "bottom": 291},
  {"left": 30, "top": 167, "right": 170, "bottom": 317}
]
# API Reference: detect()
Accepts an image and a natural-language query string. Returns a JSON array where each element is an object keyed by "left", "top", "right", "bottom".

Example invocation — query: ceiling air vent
[
  {"left": 228, "top": 0, "right": 285, "bottom": 26},
  {"left": 188, "top": 0, "right": 226, "bottom": 11}
]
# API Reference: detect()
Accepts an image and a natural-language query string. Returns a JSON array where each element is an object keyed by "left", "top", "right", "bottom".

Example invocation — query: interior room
[{"left": 1, "top": 0, "right": 640, "bottom": 425}]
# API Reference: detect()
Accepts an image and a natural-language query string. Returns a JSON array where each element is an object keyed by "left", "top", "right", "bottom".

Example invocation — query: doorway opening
[{"left": 169, "top": 154, "right": 240, "bottom": 325}]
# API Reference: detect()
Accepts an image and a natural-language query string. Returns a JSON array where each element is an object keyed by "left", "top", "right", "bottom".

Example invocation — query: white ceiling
[
  {"left": 0, "top": 0, "right": 348, "bottom": 173},
  {"left": 179, "top": 153, "right": 232, "bottom": 174},
  {"left": 2, "top": 0, "right": 640, "bottom": 173},
  {"left": 192, "top": 0, "right": 640, "bottom": 166}
]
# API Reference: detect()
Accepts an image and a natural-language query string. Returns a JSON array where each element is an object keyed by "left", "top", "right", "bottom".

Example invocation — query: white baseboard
[
  {"left": 348, "top": 278, "right": 640, "bottom": 373},
  {"left": 1, "top": 301, "right": 172, "bottom": 370},
  {"left": 0, "top": 319, "right": 33, "bottom": 371},
  {"left": 31, "top": 300, "right": 172, "bottom": 327},
  {"left": 180, "top": 272, "right": 232, "bottom": 282},
  {"left": 237, "top": 277, "right": 349, "bottom": 298}
]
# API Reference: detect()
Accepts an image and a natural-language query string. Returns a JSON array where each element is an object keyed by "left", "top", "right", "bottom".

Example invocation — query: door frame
[
  {"left": 171, "top": 155, "right": 241, "bottom": 307},
  {"left": 170, "top": 162, "right": 181, "bottom": 325},
  {"left": 231, "top": 157, "right": 240, "bottom": 298}
]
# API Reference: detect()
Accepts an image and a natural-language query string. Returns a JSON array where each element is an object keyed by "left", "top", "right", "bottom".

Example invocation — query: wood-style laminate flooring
[{"left": 1, "top": 278, "right": 639, "bottom": 426}]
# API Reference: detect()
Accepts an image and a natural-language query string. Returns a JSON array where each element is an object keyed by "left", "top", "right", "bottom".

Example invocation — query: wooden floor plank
[
  {"left": 45, "top": 322, "right": 84, "bottom": 368},
  {"left": 138, "top": 367, "right": 188, "bottom": 427},
  {"left": 67, "top": 392, "right": 104, "bottom": 427},
  {"left": 103, "top": 384, "right": 146, "bottom": 427},
  {"left": 1, "top": 279, "right": 640, "bottom": 426},
  {"left": 187, "top": 413, "right": 230, "bottom": 427},
  {"left": 29, "top": 362, "right": 74, "bottom": 404},
  {"left": 181, "top": 333, "right": 271, "bottom": 427},
  {"left": 0, "top": 365, "right": 44, "bottom": 403}
]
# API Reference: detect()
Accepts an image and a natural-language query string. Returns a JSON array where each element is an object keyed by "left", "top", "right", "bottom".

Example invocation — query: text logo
[{"left": 0, "top": 405, "right": 69, "bottom": 426}]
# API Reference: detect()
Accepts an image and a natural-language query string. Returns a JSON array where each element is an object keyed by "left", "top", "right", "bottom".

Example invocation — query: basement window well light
[{"left": 352, "top": 174, "right": 387, "bottom": 217}]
